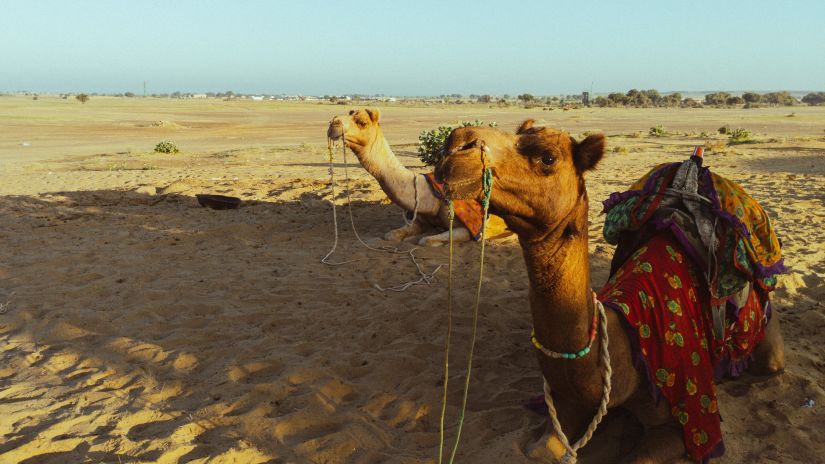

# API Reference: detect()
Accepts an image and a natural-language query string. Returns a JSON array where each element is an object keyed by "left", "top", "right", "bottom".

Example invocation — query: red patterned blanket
[{"left": 599, "top": 232, "right": 767, "bottom": 461}]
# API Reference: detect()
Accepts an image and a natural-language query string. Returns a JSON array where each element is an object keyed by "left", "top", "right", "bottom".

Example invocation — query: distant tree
[
  {"left": 801, "top": 92, "right": 825, "bottom": 106},
  {"left": 517, "top": 93, "right": 535, "bottom": 103},
  {"left": 643, "top": 89, "right": 662, "bottom": 106},
  {"left": 626, "top": 89, "right": 650, "bottom": 106},
  {"left": 124, "top": 92, "right": 135, "bottom": 98},
  {"left": 594, "top": 96, "right": 609, "bottom": 107},
  {"left": 681, "top": 98, "right": 702, "bottom": 108},
  {"left": 762, "top": 91, "right": 796, "bottom": 106},
  {"left": 76, "top": 93, "right": 89, "bottom": 104},
  {"left": 663, "top": 92, "right": 682, "bottom": 107},
  {"left": 742, "top": 92, "right": 761, "bottom": 103},
  {"left": 607, "top": 92, "right": 627, "bottom": 106},
  {"left": 477, "top": 94, "right": 491, "bottom": 103},
  {"left": 726, "top": 96, "right": 745, "bottom": 105},
  {"left": 704, "top": 92, "right": 730, "bottom": 106}
]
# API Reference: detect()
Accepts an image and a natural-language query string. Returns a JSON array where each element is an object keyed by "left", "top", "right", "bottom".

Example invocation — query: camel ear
[
  {"left": 365, "top": 108, "right": 381, "bottom": 124},
  {"left": 573, "top": 134, "right": 605, "bottom": 172},
  {"left": 516, "top": 119, "right": 535, "bottom": 134}
]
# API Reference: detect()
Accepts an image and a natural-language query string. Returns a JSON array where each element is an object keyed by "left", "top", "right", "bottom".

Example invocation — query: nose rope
[{"left": 439, "top": 144, "right": 493, "bottom": 464}]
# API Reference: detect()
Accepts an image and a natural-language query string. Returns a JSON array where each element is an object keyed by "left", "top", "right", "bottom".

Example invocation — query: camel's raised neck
[
  {"left": 348, "top": 127, "right": 418, "bottom": 212},
  {"left": 518, "top": 190, "right": 597, "bottom": 384}
]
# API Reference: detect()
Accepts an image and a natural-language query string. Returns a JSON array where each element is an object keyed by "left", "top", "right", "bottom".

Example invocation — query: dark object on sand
[{"left": 196, "top": 194, "right": 241, "bottom": 210}]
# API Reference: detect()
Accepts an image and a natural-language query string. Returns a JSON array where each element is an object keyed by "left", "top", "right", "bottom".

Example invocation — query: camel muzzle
[
  {"left": 327, "top": 118, "right": 345, "bottom": 140},
  {"left": 435, "top": 142, "right": 490, "bottom": 201}
]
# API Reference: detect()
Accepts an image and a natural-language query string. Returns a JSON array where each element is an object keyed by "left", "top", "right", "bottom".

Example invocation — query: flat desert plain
[{"left": 1, "top": 97, "right": 824, "bottom": 463}]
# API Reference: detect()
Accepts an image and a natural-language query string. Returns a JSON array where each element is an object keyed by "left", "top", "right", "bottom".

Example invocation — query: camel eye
[{"left": 540, "top": 155, "right": 555, "bottom": 166}]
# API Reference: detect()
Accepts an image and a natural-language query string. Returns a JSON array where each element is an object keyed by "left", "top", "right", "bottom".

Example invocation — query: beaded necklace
[{"left": 530, "top": 292, "right": 602, "bottom": 359}]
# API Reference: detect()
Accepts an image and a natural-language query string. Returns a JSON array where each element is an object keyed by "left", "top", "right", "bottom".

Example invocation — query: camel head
[
  {"left": 435, "top": 120, "right": 605, "bottom": 238},
  {"left": 327, "top": 108, "right": 383, "bottom": 156}
]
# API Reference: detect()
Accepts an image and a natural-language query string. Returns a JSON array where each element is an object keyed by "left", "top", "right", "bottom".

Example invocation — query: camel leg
[
  {"left": 384, "top": 220, "right": 426, "bottom": 242},
  {"left": 526, "top": 396, "right": 593, "bottom": 463},
  {"left": 751, "top": 311, "right": 785, "bottom": 375},
  {"left": 418, "top": 226, "right": 472, "bottom": 247},
  {"left": 623, "top": 423, "right": 685, "bottom": 464}
]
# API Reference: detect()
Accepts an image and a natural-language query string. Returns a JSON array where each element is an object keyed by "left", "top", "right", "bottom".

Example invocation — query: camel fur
[
  {"left": 327, "top": 108, "right": 505, "bottom": 246},
  {"left": 434, "top": 120, "right": 785, "bottom": 463}
]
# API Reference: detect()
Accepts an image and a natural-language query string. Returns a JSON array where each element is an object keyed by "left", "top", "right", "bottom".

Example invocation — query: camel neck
[
  {"left": 520, "top": 194, "right": 594, "bottom": 358},
  {"left": 350, "top": 129, "right": 417, "bottom": 211}
]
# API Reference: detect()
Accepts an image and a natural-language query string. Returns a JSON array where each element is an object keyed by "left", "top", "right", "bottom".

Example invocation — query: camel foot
[
  {"left": 384, "top": 229, "right": 408, "bottom": 242},
  {"left": 525, "top": 430, "right": 567, "bottom": 463},
  {"left": 623, "top": 424, "right": 685, "bottom": 464},
  {"left": 384, "top": 221, "right": 425, "bottom": 242},
  {"left": 417, "top": 227, "right": 472, "bottom": 247},
  {"left": 751, "top": 312, "right": 785, "bottom": 376}
]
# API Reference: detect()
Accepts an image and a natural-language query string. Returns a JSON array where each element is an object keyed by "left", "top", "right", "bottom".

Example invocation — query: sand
[{"left": 1, "top": 96, "right": 824, "bottom": 463}]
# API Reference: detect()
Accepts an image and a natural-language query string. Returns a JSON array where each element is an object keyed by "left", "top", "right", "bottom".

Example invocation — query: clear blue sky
[{"left": 2, "top": 0, "right": 823, "bottom": 95}]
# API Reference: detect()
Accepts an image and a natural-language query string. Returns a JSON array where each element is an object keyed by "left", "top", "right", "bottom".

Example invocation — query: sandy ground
[{"left": 1, "top": 97, "right": 824, "bottom": 463}]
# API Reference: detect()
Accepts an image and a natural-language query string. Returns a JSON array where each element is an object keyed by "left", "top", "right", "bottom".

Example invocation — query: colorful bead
[{"left": 530, "top": 296, "right": 603, "bottom": 360}]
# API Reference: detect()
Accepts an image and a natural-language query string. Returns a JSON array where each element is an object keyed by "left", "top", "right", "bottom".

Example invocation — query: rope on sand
[{"left": 321, "top": 139, "right": 443, "bottom": 292}]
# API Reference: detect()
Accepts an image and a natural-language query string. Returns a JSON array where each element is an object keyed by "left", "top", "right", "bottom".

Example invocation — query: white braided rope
[{"left": 542, "top": 296, "right": 612, "bottom": 463}]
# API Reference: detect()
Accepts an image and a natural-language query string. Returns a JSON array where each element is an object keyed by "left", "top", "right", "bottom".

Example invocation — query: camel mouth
[
  {"left": 327, "top": 120, "right": 344, "bottom": 140},
  {"left": 443, "top": 177, "right": 483, "bottom": 201},
  {"left": 435, "top": 144, "right": 486, "bottom": 201}
]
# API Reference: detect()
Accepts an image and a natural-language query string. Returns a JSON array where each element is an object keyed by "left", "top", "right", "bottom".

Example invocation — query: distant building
[
  {"left": 192, "top": 94, "right": 207, "bottom": 99},
  {"left": 250, "top": 95, "right": 264, "bottom": 101}
]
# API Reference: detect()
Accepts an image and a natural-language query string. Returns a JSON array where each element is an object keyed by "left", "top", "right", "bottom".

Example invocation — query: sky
[{"left": 2, "top": 0, "right": 824, "bottom": 96}]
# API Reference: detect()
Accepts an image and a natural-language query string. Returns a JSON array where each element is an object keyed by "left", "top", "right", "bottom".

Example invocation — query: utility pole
[{"left": 143, "top": 81, "right": 147, "bottom": 98}]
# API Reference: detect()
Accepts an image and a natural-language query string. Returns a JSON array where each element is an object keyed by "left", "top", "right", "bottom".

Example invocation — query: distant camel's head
[
  {"left": 327, "top": 108, "right": 382, "bottom": 156},
  {"left": 435, "top": 120, "right": 605, "bottom": 238}
]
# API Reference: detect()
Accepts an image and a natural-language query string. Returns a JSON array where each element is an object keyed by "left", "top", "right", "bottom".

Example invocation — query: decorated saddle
[
  {"left": 598, "top": 150, "right": 785, "bottom": 462},
  {"left": 423, "top": 172, "right": 485, "bottom": 240}
]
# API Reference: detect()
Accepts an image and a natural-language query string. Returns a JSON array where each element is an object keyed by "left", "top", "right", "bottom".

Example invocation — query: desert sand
[{"left": 1, "top": 97, "right": 824, "bottom": 463}]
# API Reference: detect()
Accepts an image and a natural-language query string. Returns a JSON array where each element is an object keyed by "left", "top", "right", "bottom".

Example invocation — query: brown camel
[
  {"left": 434, "top": 121, "right": 785, "bottom": 463},
  {"left": 327, "top": 108, "right": 505, "bottom": 246}
]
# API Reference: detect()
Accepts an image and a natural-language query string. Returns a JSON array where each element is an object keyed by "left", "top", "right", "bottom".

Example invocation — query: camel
[
  {"left": 326, "top": 108, "right": 505, "bottom": 246},
  {"left": 434, "top": 120, "right": 786, "bottom": 463}
]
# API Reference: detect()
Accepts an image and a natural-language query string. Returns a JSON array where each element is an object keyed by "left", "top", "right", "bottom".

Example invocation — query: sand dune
[{"left": 1, "top": 98, "right": 824, "bottom": 463}]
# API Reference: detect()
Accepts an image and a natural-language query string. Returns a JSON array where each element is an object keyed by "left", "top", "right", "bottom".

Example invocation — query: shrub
[
  {"left": 649, "top": 125, "right": 667, "bottom": 137},
  {"left": 726, "top": 96, "right": 745, "bottom": 105},
  {"left": 417, "top": 120, "right": 496, "bottom": 166},
  {"left": 76, "top": 93, "right": 89, "bottom": 104},
  {"left": 154, "top": 140, "right": 179, "bottom": 154},
  {"left": 802, "top": 92, "right": 825, "bottom": 106},
  {"left": 728, "top": 128, "right": 754, "bottom": 144},
  {"left": 718, "top": 124, "right": 731, "bottom": 135}
]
